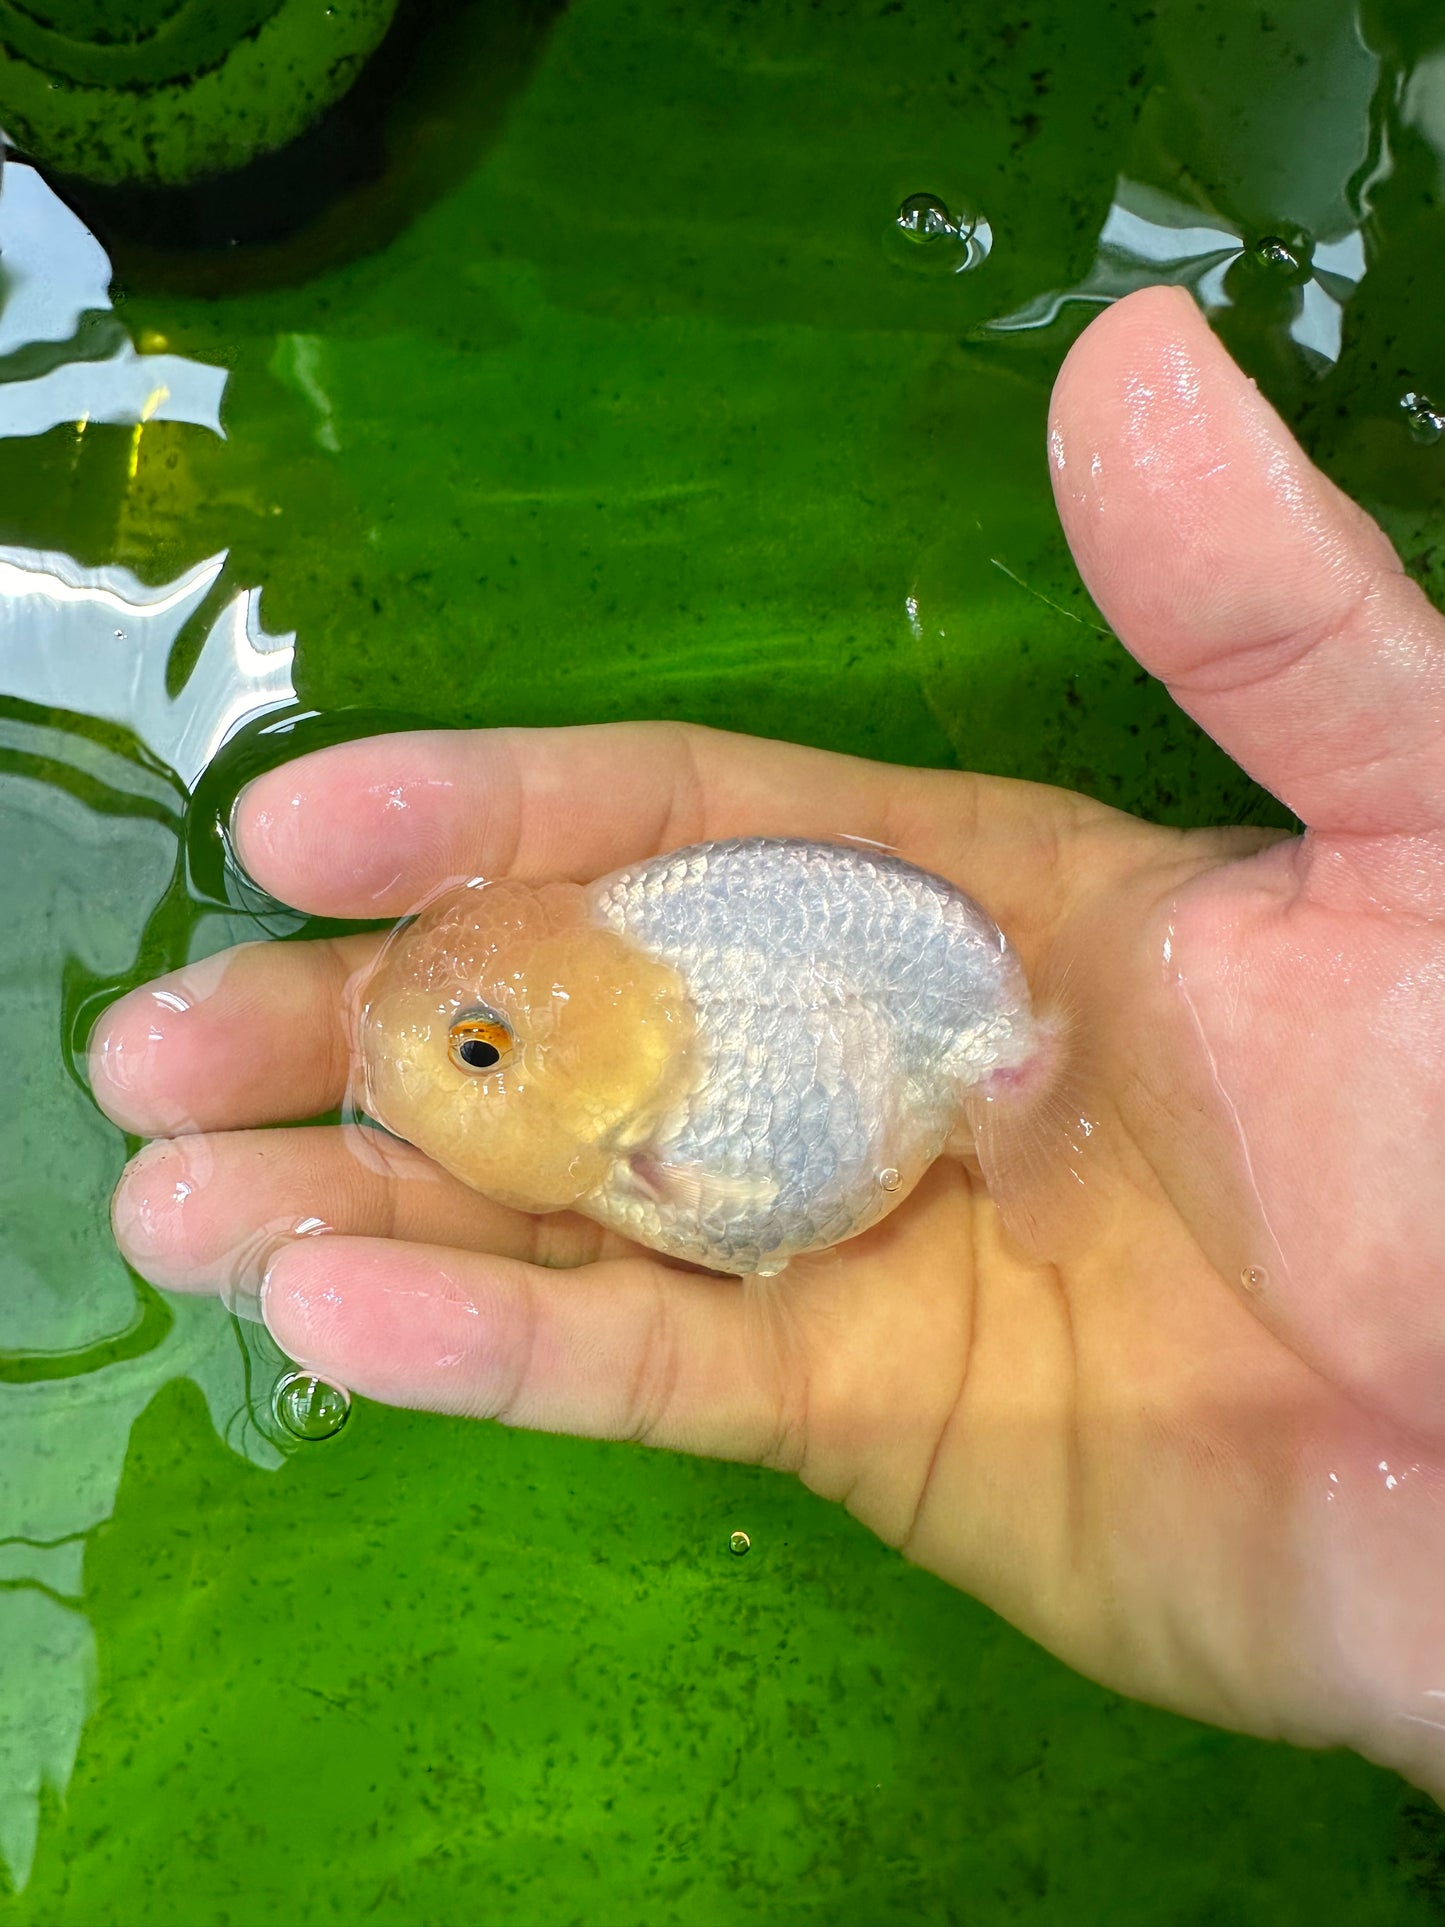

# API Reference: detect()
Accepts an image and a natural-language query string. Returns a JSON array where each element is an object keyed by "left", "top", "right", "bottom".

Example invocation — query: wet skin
[{"left": 92, "top": 287, "right": 1445, "bottom": 1797}]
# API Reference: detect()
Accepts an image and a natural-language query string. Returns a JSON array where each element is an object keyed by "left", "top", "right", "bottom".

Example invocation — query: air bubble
[
  {"left": 1401, "top": 391, "right": 1445, "bottom": 446},
  {"left": 1252, "top": 235, "right": 1301, "bottom": 272},
  {"left": 728, "top": 1530, "right": 751, "bottom": 1557},
  {"left": 1240, "top": 1265, "right": 1267, "bottom": 1295},
  {"left": 890, "top": 193, "right": 992, "bottom": 276},
  {"left": 878, "top": 1166, "right": 901, "bottom": 1191},
  {"left": 897, "top": 192, "right": 955, "bottom": 246},
  {"left": 1242, "top": 232, "right": 1314, "bottom": 288},
  {"left": 273, "top": 1370, "right": 352, "bottom": 1442}
]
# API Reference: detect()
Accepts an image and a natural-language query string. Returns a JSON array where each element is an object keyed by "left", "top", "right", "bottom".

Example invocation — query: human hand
[{"left": 91, "top": 286, "right": 1445, "bottom": 1797}]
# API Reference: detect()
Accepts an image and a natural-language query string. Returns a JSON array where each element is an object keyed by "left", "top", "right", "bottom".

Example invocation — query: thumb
[{"left": 1049, "top": 285, "right": 1445, "bottom": 840}]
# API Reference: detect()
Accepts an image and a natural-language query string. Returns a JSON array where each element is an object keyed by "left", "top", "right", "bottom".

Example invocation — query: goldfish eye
[{"left": 448, "top": 1007, "right": 514, "bottom": 1073}]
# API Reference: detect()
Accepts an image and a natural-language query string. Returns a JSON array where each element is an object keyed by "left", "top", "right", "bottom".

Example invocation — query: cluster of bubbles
[
  {"left": 1248, "top": 234, "right": 1441, "bottom": 448},
  {"left": 889, "top": 192, "right": 993, "bottom": 275},
  {"left": 891, "top": 189, "right": 1440, "bottom": 457},
  {"left": 885, "top": 167, "right": 1445, "bottom": 473}
]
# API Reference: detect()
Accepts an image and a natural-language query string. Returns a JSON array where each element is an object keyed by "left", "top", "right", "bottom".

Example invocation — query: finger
[
  {"left": 110, "top": 1127, "right": 621, "bottom": 1297},
  {"left": 1049, "top": 284, "right": 1445, "bottom": 838},
  {"left": 89, "top": 935, "right": 377, "bottom": 1135},
  {"left": 259, "top": 1233, "right": 787, "bottom": 1465},
  {"left": 231, "top": 721, "right": 1100, "bottom": 929}
]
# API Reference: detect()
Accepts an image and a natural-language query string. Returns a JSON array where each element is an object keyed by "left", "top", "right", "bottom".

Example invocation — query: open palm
[{"left": 92, "top": 288, "right": 1445, "bottom": 1798}]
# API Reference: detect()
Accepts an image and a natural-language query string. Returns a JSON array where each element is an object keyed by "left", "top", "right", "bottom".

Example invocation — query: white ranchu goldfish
[{"left": 359, "top": 837, "right": 1076, "bottom": 1276}]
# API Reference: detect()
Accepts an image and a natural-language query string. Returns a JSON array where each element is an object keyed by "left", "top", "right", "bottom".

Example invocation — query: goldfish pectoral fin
[{"left": 627, "top": 1155, "right": 779, "bottom": 1220}]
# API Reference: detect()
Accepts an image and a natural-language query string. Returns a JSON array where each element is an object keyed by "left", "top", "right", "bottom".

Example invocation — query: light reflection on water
[
  {"left": 0, "top": 546, "right": 295, "bottom": 788},
  {"left": 0, "top": 160, "right": 227, "bottom": 439},
  {"left": 0, "top": 163, "right": 301, "bottom": 1890},
  {"left": 982, "top": 176, "right": 1368, "bottom": 368},
  {"left": 972, "top": 0, "right": 1384, "bottom": 373}
]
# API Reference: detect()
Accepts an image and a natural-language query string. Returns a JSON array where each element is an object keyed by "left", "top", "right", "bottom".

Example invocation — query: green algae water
[{"left": 4, "top": 1, "right": 1445, "bottom": 1919}]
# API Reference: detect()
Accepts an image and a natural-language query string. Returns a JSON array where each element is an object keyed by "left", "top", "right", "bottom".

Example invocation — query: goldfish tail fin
[
  {"left": 956, "top": 956, "right": 1107, "bottom": 1263},
  {"left": 738, "top": 1261, "right": 815, "bottom": 1400}
]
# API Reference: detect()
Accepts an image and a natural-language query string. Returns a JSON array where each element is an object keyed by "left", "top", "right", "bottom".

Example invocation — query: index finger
[{"left": 233, "top": 721, "right": 1101, "bottom": 930}]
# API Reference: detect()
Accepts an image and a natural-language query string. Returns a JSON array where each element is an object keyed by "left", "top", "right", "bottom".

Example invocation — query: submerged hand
[{"left": 91, "top": 287, "right": 1445, "bottom": 1798}]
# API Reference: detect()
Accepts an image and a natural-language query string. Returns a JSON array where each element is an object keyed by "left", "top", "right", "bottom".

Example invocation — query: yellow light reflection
[{"left": 125, "top": 384, "right": 171, "bottom": 480}]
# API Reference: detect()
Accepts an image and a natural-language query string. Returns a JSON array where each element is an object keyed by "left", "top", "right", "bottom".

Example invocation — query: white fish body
[{"left": 580, "top": 839, "right": 1038, "bottom": 1273}]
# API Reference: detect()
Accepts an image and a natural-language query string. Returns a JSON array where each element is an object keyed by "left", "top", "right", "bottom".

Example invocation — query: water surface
[{"left": 3, "top": 1, "right": 1445, "bottom": 1919}]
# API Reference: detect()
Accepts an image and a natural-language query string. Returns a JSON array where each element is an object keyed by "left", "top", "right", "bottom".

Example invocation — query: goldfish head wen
[{"left": 358, "top": 879, "right": 697, "bottom": 1213}]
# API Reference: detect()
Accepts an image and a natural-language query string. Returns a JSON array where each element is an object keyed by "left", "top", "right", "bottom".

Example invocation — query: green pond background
[{"left": 5, "top": 0, "right": 1445, "bottom": 1920}]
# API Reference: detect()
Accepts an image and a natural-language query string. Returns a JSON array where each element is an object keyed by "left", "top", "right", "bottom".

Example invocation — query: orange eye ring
[{"left": 448, "top": 1008, "right": 515, "bottom": 1073}]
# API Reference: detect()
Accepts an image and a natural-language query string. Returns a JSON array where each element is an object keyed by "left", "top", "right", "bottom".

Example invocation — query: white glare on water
[
  {"left": 0, "top": 163, "right": 228, "bottom": 440},
  {"left": 0, "top": 547, "right": 296, "bottom": 789},
  {"left": 983, "top": 178, "right": 1366, "bottom": 367}
]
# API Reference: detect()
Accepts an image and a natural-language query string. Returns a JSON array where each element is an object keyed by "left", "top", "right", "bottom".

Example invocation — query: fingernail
[
  {"left": 110, "top": 1137, "right": 215, "bottom": 1282},
  {"left": 84, "top": 996, "right": 114, "bottom": 1062},
  {"left": 85, "top": 999, "right": 121, "bottom": 1097},
  {"left": 87, "top": 991, "right": 169, "bottom": 1111},
  {"left": 256, "top": 1246, "right": 288, "bottom": 1343},
  {"left": 221, "top": 1271, "right": 266, "bottom": 1325},
  {"left": 110, "top": 1154, "right": 183, "bottom": 1266},
  {"left": 232, "top": 1218, "right": 334, "bottom": 1327},
  {"left": 227, "top": 781, "right": 259, "bottom": 884}
]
